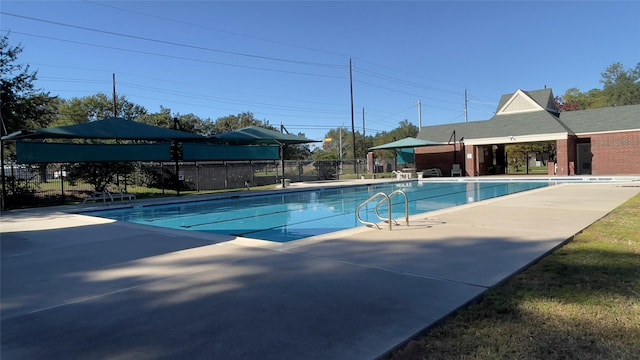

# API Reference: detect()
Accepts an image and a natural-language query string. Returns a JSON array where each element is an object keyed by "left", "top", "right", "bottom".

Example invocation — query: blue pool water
[{"left": 86, "top": 181, "right": 550, "bottom": 242}]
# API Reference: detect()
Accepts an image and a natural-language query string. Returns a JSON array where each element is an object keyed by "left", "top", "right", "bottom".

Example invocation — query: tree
[
  {"left": 282, "top": 130, "right": 313, "bottom": 161},
  {"left": 558, "top": 63, "right": 640, "bottom": 112},
  {"left": 137, "top": 107, "right": 173, "bottom": 129},
  {"left": 174, "top": 113, "right": 216, "bottom": 136},
  {"left": 600, "top": 62, "right": 640, "bottom": 107},
  {"left": 554, "top": 94, "right": 581, "bottom": 112},
  {"left": 212, "top": 112, "right": 269, "bottom": 134},
  {"left": 1, "top": 34, "right": 57, "bottom": 137},
  {"left": 369, "top": 119, "right": 419, "bottom": 159},
  {"left": 55, "top": 93, "right": 147, "bottom": 126},
  {"left": 66, "top": 162, "right": 134, "bottom": 192},
  {"left": 312, "top": 149, "right": 339, "bottom": 180},
  {"left": 322, "top": 126, "right": 348, "bottom": 158}
]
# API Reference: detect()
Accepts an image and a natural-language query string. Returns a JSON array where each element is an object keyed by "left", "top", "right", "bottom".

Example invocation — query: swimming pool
[{"left": 86, "top": 181, "right": 550, "bottom": 242}]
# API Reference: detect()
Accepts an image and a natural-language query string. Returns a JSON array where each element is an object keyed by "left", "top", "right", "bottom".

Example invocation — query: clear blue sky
[{"left": 1, "top": 1, "right": 639, "bottom": 142}]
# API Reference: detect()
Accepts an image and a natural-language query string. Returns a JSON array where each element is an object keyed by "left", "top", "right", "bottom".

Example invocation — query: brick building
[{"left": 413, "top": 89, "right": 640, "bottom": 176}]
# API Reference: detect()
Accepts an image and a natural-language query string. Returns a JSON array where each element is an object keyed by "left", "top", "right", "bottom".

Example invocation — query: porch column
[
  {"left": 465, "top": 145, "right": 476, "bottom": 177},
  {"left": 555, "top": 137, "right": 576, "bottom": 176}
]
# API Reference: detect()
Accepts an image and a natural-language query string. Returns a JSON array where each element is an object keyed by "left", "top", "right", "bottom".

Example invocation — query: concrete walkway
[{"left": 1, "top": 181, "right": 639, "bottom": 359}]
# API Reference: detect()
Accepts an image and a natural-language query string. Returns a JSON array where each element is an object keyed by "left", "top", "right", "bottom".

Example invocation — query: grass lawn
[
  {"left": 508, "top": 165, "right": 548, "bottom": 175},
  {"left": 388, "top": 194, "right": 640, "bottom": 360}
]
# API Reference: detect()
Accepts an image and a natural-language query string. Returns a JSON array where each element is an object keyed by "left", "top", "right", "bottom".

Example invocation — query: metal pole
[
  {"left": 60, "top": 164, "right": 65, "bottom": 205},
  {"left": 464, "top": 89, "right": 468, "bottom": 123},
  {"left": 362, "top": 107, "right": 366, "bottom": 174},
  {"left": 339, "top": 125, "right": 343, "bottom": 176},
  {"left": 173, "top": 117, "right": 180, "bottom": 196},
  {"left": 349, "top": 57, "right": 357, "bottom": 177},
  {"left": 281, "top": 144, "right": 285, "bottom": 187},
  {"left": 112, "top": 73, "right": 117, "bottom": 117}
]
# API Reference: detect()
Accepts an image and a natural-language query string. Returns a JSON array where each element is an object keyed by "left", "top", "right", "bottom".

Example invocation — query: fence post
[
  {"left": 195, "top": 162, "right": 200, "bottom": 192},
  {"left": 251, "top": 161, "right": 254, "bottom": 187},
  {"left": 161, "top": 162, "right": 165, "bottom": 195},
  {"left": 60, "top": 164, "right": 65, "bottom": 205}
]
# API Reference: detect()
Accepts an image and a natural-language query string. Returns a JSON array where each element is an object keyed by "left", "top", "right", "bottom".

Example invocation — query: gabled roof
[
  {"left": 496, "top": 88, "right": 559, "bottom": 116},
  {"left": 418, "top": 88, "right": 640, "bottom": 146},
  {"left": 416, "top": 121, "right": 482, "bottom": 143},
  {"left": 418, "top": 110, "right": 571, "bottom": 144},
  {"left": 558, "top": 104, "right": 640, "bottom": 134},
  {"left": 415, "top": 88, "right": 634, "bottom": 146}
]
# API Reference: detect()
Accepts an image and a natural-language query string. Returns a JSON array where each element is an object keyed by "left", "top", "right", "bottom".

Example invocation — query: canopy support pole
[{"left": 280, "top": 143, "right": 285, "bottom": 188}]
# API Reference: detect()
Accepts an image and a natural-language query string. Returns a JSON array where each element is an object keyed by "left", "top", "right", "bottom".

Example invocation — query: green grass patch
[
  {"left": 388, "top": 194, "right": 640, "bottom": 360},
  {"left": 508, "top": 165, "right": 548, "bottom": 175}
]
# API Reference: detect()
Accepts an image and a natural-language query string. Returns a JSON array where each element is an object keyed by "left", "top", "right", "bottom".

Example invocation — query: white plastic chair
[{"left": 451, "top": 164, "right": 462, "bottom": 176}]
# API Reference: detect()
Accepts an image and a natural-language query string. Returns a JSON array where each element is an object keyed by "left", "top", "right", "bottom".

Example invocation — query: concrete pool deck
[{"left": 1, "top": 180, "right": 639, "bottom": 359}]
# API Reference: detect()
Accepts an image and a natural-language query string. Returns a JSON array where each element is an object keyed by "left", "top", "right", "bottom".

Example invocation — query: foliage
[
  {"left": 284, "top": 141, "right": 313, "bottom": 161},
  {"left": 175, "top": 113, "right": 216, "bottom": 136},
  {"left": 55, "top": 93, "right": 147, "bottom": 126},
  {"left": 311, "top": 149, "right": 339, "bottom": 179},
  {"left": 601, "top": 62, "right": 640, "bottom": 107},
  {"left": 369, "top": 120, "right": 419, "bottom": 159},
  {"left": 138, "top": 164, "right": 193, "bottom": 191},
  {"left": 506, "top": 142, "right": 555, "bottom": 171},
  {"left": 66, "top": 162, "right": 135, "bottom": 192},
  {"left": 1, "top": 34, "right": 58, "bottom": 160},
  {"left": 556, "top": 62, "right": 640, "bottom": 111},
  {"left": 212, "top": 112, "right": 269, "bottom": 134},
  {"left": 2, "top": 176, "right": 38, "bottom": 208},
  {"left": 321, "top": 126, "right": 349, "bottom": 158},
  {"left": 320, "top": 120, "right": 417, "bottom": 161}
]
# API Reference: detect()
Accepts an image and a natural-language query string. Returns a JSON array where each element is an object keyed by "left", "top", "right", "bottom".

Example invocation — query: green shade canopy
[
  {"left": 16, "top": 142, "right": 172, "bottom": 163},
  {"left": 369, "top": 137, "right": 445, "bottom": 150},
  {"left": 214, "top": 126, "right": 319, "bottom": 145},
  {"left": 1, "top": 117, "right": 209, "bottom": 142}
]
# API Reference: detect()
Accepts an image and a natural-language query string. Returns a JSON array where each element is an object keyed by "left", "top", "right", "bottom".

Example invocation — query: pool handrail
[
  {"left": 357, "top": 190, "right": 409, "bottom": 230},
  {"left": 388, "top": 190, "right": 409, "bottom": 226}
]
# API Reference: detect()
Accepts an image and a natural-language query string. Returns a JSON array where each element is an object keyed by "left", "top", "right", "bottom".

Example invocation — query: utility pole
[
  {"left": 349, "top": 57, "right": 357, "bottom": 177},
  {"left": 112, "top": 73, "right": 117, "bottom": 117},
  {"left": 418, "top": 100, "right": 422, "bottom": 128},
  {"left": 464, "top": 89, "right": 469, "bottom": 123},
  {"left": 339, "top": 125, "right": 343, "bottom": 175},
  {"left": 362, "top": 107, "right": 366, "bottom": 174}
]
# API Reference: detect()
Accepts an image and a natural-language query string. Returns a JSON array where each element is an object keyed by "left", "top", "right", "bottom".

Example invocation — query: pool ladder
[{"left": 356, "top": 190, "right": 409, "bottom": 230}]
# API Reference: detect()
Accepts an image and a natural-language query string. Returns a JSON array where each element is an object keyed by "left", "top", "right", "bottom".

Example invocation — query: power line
[
  {"left": 354, "top": 79, "right": 465, "bottom": 110},
  {"left": 355, "top": 67, "right": 463, "bottom": 96},
  {"left": 83, "top": 0, "right": 350, "bottom": 59},
  {"left": 3, "top": 30, "right": 346, "bottom": 79},
  {"left": 28, "top": 60, "right": 349, "bottom": 111},
  {"left": 1, "top": 12, "right": 346, "bottom": 69},
  {"left": 351, "top": 56, "right": 471, "bottom": 92}
]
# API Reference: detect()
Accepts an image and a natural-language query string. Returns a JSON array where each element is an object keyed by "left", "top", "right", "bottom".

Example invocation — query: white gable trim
[
  {"left": 463, "top": 132, "right": 568, "bottom": 145},
  {"left": 496, "top": 89, "right": 545, "bottom": 115}
]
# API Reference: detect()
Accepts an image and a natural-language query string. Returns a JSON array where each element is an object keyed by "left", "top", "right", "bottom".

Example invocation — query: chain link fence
[{"left": 2, "top": 159, "right": 376, "bottom": 209}]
